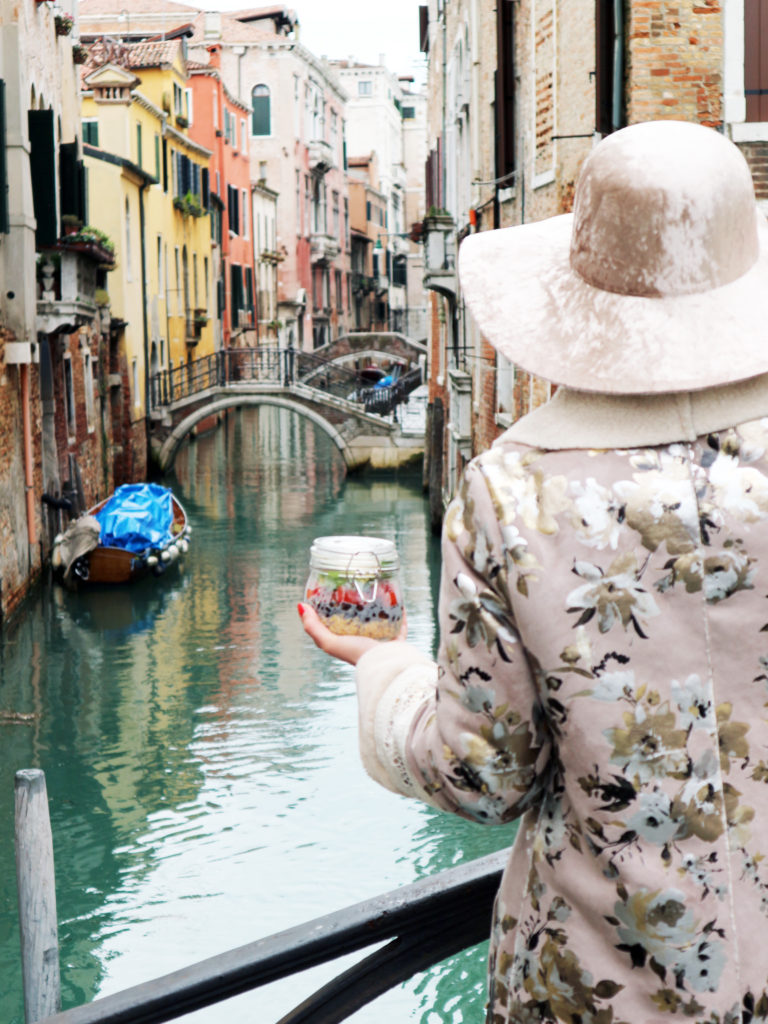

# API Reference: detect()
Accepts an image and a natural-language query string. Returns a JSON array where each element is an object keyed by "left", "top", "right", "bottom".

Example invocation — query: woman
[{"left": 299, "top": 120, "right": 768, "bottom": 1023}]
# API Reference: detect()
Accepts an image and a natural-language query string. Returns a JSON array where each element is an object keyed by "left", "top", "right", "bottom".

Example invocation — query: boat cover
[{"left": 93, "top": 484, "right": 176, "bottom": 552}]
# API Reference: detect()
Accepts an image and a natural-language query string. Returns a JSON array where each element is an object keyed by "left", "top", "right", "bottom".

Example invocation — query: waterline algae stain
[{"left": 0, "top": 407, "right": 513, "bottom": 1023}]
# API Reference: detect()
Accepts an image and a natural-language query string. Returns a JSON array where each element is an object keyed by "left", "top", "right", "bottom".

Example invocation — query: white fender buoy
[
  {"left": 147, "top": 555, "right": 158, "bottom": 567},
  {"left": 160, "top": 550, "right": 171, "bottom": 563}
]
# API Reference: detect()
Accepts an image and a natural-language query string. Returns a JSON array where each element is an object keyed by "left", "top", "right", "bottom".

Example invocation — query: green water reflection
[{"left": 0, "top": 407, "right": 514, "bottom": 1023}]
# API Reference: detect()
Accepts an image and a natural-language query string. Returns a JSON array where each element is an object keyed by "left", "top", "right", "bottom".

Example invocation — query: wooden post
[{"left": 15, "top": 769, "right": 61, "bottom": 1023}]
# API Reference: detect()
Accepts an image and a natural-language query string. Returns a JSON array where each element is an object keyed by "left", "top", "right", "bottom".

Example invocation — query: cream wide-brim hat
[{"left": 459, "top": 120, "right": 768, "bottom": 395}]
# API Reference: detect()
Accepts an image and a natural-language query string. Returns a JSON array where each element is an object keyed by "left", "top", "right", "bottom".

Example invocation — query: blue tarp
[{"left": 93, "top": 483, "right": 176, "bottom": 553}]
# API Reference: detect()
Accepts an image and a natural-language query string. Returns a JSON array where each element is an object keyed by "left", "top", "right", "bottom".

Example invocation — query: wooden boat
[{"left": 52, "top": 484, "right": 191, "bottom": 586}]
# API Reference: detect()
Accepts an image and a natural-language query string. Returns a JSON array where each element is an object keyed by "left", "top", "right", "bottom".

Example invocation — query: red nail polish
[{"left": 297, "top": 603, "right": 305, "bottom": 618}]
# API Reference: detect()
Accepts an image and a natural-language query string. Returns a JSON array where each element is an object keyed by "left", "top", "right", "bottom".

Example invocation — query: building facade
[
  {"left": 0, "top": 0, "right": 118, "bottom": 618},
  {"left": 332, "top": 59, "right": 428, "bottom": 341},
  {"left": 187, "top": 8, "right": 351, "bottom": 351},
  {"left": 420, "top": 0, "right": 768, "bottom": 526},
  {"left": 189, "top": 44, "right": 257, "bottom": 349}
]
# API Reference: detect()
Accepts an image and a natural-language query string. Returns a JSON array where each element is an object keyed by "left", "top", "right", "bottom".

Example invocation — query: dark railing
[
  {"left": 150, "top": 348, "right": 423, "bottom": 419},
  {"left": 40, "top": 849, "right": 506, "bottom": 1024}
]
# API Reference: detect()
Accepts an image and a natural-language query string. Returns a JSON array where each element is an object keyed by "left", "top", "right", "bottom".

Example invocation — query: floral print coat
[{"left": 355, "top": 410, "right": 768, "bottom": 1024}]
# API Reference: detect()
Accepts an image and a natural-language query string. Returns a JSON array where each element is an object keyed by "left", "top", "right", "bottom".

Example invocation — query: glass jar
[{"left": 304, "top": 535, "right": 403, "bottom": 639}]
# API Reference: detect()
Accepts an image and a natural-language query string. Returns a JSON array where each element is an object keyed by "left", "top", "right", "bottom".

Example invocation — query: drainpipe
[
  {"left": 20, "top": 362, "right": 37, "bottom": 548},
  {"left": 139, "top": 179, "right": 151, "bottom": 461}
]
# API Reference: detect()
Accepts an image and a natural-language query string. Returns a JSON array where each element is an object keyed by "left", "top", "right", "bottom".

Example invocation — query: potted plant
[
  {"left": 61, "top": 213, "right": 82, "bottom": 236},
  {"left": 175, "top": 114, "right": 189, "bottom": 129},
  {"left": 55, "top": 13, "right": 74, "bottom": 36},
  {"left": 59, "top": 224, "right": 116, "bottom": 266},
  {"left": 72, "top": 42, "right": 88, "bottom": 64}
]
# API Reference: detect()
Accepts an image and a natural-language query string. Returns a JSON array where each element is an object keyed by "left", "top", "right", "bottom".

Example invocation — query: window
[
  {"left": 745, "top": 0, "right": 768, "bottom": 121},
  {"left": 241, "top": 118, "right": 247, "bottom": 153},
  {"left": 252, "top": 84, "right": 271, "bottom": 136},
  {"left": 83, "top": 119, "right": 99, "bottom": 146},
  {"left": 83, "top": 350, "right": 95, "bottom": 430},
  {"left": 125, "top": 197, "right": 132, "bottom": 282},
  {"left": 132, "top": 358, "right": 140, "bottom": 409},
  {"left": 335, "top": 270, "right": 343, "bottom": 311},
  {"left": 358, "top": 80, "right": 372, "bottom": 96},
  {"left": 402, "top": 106, "right": 416, "bottom": 119},
  {"left": 136, "top": 122, "right": 142, "bottom": 167},
  {"left": 227, "top": 185, "right": 240, "bottom": 234},
  {"left": 63, "top": 355, "right": 75, "bottom": 435},
  {"left": 230, "top": 264, "right": 244, "bottom": 328},
  {"left": 393, "top": 254, "right": 407, "bottom": 287},
  {"left": 175, "top": 247, "right": 182, "bottom": 314},
  {"left": 242, "top": 189, "right": 248, "bottom": 237},
  {"left": 154, "top": 133, "right": 160, "bottom": 180},
  {"left": 295, "top": 169, "right": 301, "bottom": 233}
]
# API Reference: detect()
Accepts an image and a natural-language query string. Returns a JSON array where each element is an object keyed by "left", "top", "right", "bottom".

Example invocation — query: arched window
[{"left": 252, "top": 84, "right": 271, "bottom": 136}]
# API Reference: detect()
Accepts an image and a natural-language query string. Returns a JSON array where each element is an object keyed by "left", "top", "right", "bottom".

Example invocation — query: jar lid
[{"left": 309, "top": 535, "right": 399, "bottom": 576}]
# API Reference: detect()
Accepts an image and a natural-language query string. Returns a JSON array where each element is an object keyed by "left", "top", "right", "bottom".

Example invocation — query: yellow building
[{"left": 81, "top": 37, "right": 214, "bottom": 478}]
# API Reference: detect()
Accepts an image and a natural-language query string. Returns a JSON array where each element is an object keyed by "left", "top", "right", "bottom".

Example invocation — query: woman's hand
[{"left": 298, "top": 602, "right": 407, "bottom": 666}]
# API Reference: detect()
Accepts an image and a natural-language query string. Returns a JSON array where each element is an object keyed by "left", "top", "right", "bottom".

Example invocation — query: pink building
[
  {"left": 188, "top": 45, "right": 257, "bottom": 348},
  {"left": 188, "top": 8, "right": 351, "bottom": 351}
]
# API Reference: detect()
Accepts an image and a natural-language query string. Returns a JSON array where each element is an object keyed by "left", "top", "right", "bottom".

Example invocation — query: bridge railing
[
  {"left": 150, "top": 348, "right": 423, "bottom": 419},
  {"left": 39, "top": 848, "right": 506, "bottom": 1024}
]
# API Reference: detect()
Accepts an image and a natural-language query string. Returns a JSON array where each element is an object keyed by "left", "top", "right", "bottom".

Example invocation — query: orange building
[{"left": 188, "top": 44, "right": 257, "bottom": 348}]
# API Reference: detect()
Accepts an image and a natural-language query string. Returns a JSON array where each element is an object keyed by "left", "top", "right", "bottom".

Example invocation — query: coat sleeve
[{"left": 354, "top": 458, "right": 554, "bottom": 823}]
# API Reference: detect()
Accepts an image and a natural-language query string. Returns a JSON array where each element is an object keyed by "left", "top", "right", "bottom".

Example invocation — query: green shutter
[
  {"left": 28, "top": 109, "right": 57, "bottom": 247},
  {"left": 0, "top": 81, "right": 9, "bottom": 234}
]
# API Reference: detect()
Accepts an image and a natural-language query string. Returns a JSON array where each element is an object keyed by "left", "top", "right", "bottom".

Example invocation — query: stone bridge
[{"left": 149, "top": 339, "right": 426, "bottom": 473}]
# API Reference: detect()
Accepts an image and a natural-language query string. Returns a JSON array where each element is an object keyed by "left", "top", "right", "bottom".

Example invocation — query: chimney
[{"left": 207, "top": 44, "right": 221, "bottom": 69}]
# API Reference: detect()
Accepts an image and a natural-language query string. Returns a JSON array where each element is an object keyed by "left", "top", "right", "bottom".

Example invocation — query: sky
[{"left": 201, "top": 0, "right": 426, "bottom": 83}]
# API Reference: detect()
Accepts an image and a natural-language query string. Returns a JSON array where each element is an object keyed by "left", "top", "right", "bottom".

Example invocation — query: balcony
[
  {"left": 422, "top": 213, "right": 457, "bottom": 299},
  {"left": 351, "top": 272, "right": 375, "bottom": 294},
  {"left": 310, "top": 231, "right": 340, "bottom": 264},
  {"left": 308, "top": 138, "right": 335, "bottom": 174},
  {"left": 185, "top": 309, "right": 208, "bottom": 346},
  {"left": 36, "top": 240, "right": 113, "bottom": 338}
]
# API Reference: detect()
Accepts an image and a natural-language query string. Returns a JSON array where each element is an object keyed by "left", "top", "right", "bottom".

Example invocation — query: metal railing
[
  {"left": 40, "top": 848, "right": 506, "bottom": 1024},
  {"left": 150, "top": 349, "right": 423, "bottom": 418}
]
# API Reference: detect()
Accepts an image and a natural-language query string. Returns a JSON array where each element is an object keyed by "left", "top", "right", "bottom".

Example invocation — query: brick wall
[
  {"left": 0, "top": 330, "right": 44, "bottom": 618},
  {"left": 739, "top": 142, "right": 768, "bottom": 200},
  {"left": 627, "top": 1, "right": 723, "bottom": 127}
]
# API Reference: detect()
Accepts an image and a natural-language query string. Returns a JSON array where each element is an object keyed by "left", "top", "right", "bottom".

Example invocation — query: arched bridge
[{"left": 149, "top": 339, "right": 426, "bottom": 473}]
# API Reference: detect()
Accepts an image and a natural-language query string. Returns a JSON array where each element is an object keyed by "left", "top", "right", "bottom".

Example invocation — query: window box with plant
[
  {"left": 58, "top": 225, "right": 116, "bottom": 268},
  {"left": 173, "top": 191, "right": 204, "bottom": 218},
  {"left": 55, "top": 13, "right": 74, "bottom": 36},
  {"left": 175, "top": 114, "right": 189, "bottom": 129},
  {"left": 72, "top": 43, "right": 89, "bottom": 64}
]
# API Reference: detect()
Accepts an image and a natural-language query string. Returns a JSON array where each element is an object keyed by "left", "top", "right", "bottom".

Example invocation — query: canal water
[{"left": 0, "top": 406, "right": 514, "bottom": 1023}]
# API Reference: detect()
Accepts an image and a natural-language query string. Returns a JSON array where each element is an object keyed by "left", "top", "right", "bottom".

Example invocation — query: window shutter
[
  {"left": 745, "top": 0, "right": 768, "bottom": 122},
  {"left": 59, "top": 142, "right": 78, "bottom": 223},
  {"left": 495, "top": 0, "right": 515, "bottom": 183},
  {"left": 596, "top": 0, "right": 625, "bottom": 134},
  {"left": 201, "top": 167, "right": 210, "bottom": 210},
  {"left": 78, "top": 159, "right": 87, "bottom": 224},
  {"left": 28, "top": 109, "right": 57, "bottom": 247},
  {"left": 0, "top": 82, "right": 8, "bottom": 234}
]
